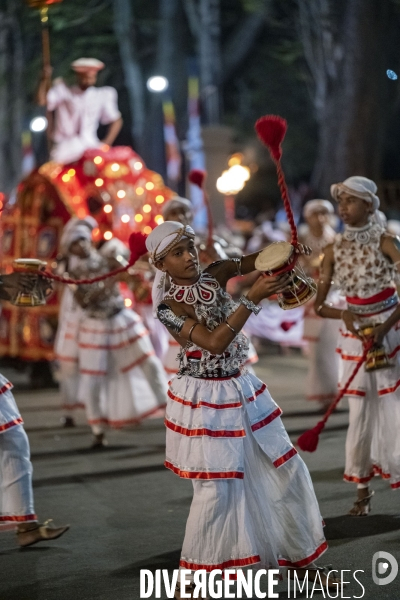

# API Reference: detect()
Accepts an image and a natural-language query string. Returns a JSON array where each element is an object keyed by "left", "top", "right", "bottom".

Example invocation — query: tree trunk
[
  {"left": 0, "top": 7, "right": 23, "bottom": 193},
  {"left": 112, "top": 0, "right": 145, "bottom": 154},
  {"left": 199, "top": 0, "right": 222, "bottom": 125},
  {"left": 309, "top": 0, "right": 391, "bottom": 195}
]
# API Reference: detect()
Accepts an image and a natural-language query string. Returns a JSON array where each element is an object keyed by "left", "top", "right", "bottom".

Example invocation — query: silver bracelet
[{"left": 239, "top": 295, "right": 262, "bottom": 315}]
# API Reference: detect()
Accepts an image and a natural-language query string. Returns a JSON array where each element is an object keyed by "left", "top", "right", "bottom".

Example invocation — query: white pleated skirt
[{"left": 166, "top": 369, "right": 326, "bottom": 571}]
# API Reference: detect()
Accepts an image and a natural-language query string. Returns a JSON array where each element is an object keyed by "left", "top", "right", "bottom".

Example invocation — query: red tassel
[
  {"left": 188, "top": 169, "right": 206, "bottom": 189},
  {"left": 297, "top": 421, "right": 325, "bottom": 453},
  {"left": 128, "top": 231, "right": 148, "bottom": 266},
  {"left": 255, "top": 115, "right": 287, "bottom": 162}
]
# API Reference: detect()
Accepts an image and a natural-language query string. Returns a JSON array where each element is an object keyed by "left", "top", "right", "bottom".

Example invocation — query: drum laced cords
[{"left": 255, "top": 113, "right": 373, "bottom": 452}]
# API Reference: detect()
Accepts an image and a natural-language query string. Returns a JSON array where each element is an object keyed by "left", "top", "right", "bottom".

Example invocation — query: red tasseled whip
[
  {"left": 297, "top": 341, "right": 373, "bottom": 452},
  {"left": 255, "top": 115, "right": 298, "bottom": 246},
  {"left": 189, "top": 169, "right": 214, "bottom": 247},
  {"left": 37, "top": 231, "right": 148, "bottom": 285}
]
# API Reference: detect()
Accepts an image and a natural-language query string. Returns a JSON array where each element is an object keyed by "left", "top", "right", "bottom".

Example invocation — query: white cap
[
  {"left": 303, "top": 199, "right": 334, "bottom": 219},
  {"left": 71, "top": 58, "right": 105, "bottom": 73},
  {"left": 330, "top": 176, "right": 380, "bottom": 211}
]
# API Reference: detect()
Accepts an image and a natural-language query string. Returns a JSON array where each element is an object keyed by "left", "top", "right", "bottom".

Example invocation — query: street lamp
[
  {"left": 146, "top": 76, "right": 169, "bottom": 93},
  {"left": 30, "top": 116, "right": 48, "bottom": 132},
  {"left": 216, "top": 164, "right": 250, "bottom": 226}
]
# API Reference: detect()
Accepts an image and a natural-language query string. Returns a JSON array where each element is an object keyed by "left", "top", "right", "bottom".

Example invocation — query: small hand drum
[
  {"left": 359, "top": 324, "right": 393, "bottom": 372},
  {"left": 255, "top": 242, "right": 317, "bottom": 310},
  {"left": 12, "top": 259, "right": 48, "bottom": 307}
]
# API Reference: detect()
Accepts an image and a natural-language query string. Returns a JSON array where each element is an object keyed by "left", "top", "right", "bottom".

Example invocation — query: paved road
[{"left": 0, "top": 354, "right": 399, "bottom": 599}]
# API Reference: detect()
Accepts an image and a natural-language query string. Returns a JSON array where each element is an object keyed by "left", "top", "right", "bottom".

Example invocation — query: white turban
[
  {"left": 161, "top": 196, "right": 193, "bottom": 219},
  {"left": 60, "top": 216, "right": 97, "bottom": 255},
  {"left": 71, "top": 58, "right": 105, "bottom": 72},
  {"left": 303, "top": 199, "right": 334, "bottom": 219},
  {"left": 330, "top": 176, "right": 380, "bottom": 211},
  {"left": 146, "top": 221, "right": 196, "bottom": 314}
]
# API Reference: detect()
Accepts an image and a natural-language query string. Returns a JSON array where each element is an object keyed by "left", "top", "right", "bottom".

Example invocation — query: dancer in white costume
[
  {"left": 146, "top": 221, "right": 339, "bottom": 598},
  {"left": 162, "top": 197, "right": 258, "bottom": 375},
  {"left": 0, "top": 272, "right": 69, "bottom": 546},
  {"left": 55, "top": 217, "right": 97, "bottom": 426},
  {"left": 37, "top": 58, "right": 122, "bottom": 164},
  {"left": 59, "top": 231, "right": 168, "bottom": 447},
  {"left": 300, "top": 200, "right": 341, "bottom": 408},
  {"left": 315, "top": 176, "right": 400, "bottom": 515}
]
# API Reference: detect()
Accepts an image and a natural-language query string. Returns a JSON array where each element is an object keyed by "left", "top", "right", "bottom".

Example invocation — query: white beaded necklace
[{"left": 342, "top": 221, "right": 382, "bottom": 244}]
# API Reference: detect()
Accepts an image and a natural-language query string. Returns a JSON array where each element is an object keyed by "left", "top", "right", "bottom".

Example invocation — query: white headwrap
[
  {"left": 60, "top": 216, "right": 97, "bottom": 255},
  {"left": 303, "top": 199, "right": 334, "bottom": 219},
  {"left": 146, "top": 221, "right": 196, "bottom": 315},
  {"left": 330, "top": 176, "right": 380, "bottom": 211},
  {"left": 161, "top": 196, "right": 193, "bottom": 219}
]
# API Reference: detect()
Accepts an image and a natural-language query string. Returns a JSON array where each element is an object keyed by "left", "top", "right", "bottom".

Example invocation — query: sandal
[
  {"left": 287, "top": 565, "right": 344, "bottom": 590},
  {"left": 348, "top": 489, "right": 374, "bottom": 516}
]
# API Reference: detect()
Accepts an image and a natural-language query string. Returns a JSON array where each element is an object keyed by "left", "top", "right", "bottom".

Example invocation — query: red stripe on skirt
[
  {"left": 378, "top": 378, "right": 400, "bottom": 396},
  {"left": 0, "top": 381, "right": 13, "bottom": 395},
  {"left": 179, "top": 555, "right": 260, "bottom": 572},
  {"left": 165, "top": 461, "right": 244, "bottom": 480},
  {"left": 278, "top": 541, "right": 328, "bottom": 567},
  {"left": 247, "top": 383, "right": 267, "bottom": 402},
  {"left": 0, "top": 417, "right": 23, "bottom": 432},
  {"left": 273, "top": 447, "right": 298, "bottom": 468},
  {"left": 78, "top": 331, "right": 146, "bottom": 350},
  {"left": 121, "top": 351, "right": 154, "bottom": 373},
  {"left": 167, "top": 389, "right": 242, "bottom": 410},
  {"left": 0, "top": 513, "right": 37, "bottom": 522},
  {"left": 251, "top": 407, "right": 282, "bottom": 432},
  {"left": 165, "top": 418, "right": 245, "bottom": 438},
  {"left": 343, "top": 473, "right": 373, "bottom": 484}
]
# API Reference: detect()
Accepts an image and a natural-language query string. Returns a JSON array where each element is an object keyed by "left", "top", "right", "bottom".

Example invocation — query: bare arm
[
  {"left": 207, "top": 244, "right": 311, "bottom": 288},
  {"left": 315, "top": 243, "right": 362, "bottom": 338},
  {"left": 161, "top": 273, "right": 292, "bottom": 355},
  {"left": 101, "top": 118, "right": 123, "bottom": 146}
]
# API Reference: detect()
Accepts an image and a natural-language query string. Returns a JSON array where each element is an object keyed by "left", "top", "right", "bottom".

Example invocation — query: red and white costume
[
  {"left": 334, "top": 222, "right": 400, "bottom": 489},
  {"left": 0, "top": 375, "right": 36, "bottom": 525},
  {"left": 161, "top": 272, "right": 326, "bottom": 572},
  {"left": 58, "top": 244, "right": 168, "bottom": 432}
]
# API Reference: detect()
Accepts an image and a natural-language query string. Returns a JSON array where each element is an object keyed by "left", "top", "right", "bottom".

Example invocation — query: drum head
[
  {"left": 255, "top": 242, "right": 293, "bottom": 272},
  {"left": 13, "top": 258, "right": 47, "bottom": 268}
]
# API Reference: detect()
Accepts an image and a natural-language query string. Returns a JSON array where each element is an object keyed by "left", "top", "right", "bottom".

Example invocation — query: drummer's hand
[
  {"left": 247, "top": 273, "right": 292, "bottom": 304},
  {"left": 372, "top": 322, "right": 390, "bottom": 346},
  {"left": 2, "top": 273, "right": 37, "bottom": 293},
  {"left": 342, "top": 309, "right": 362, "bottom": 340},
  {"left": 295, "top": 243, "right": 312, "bottom": 256}
]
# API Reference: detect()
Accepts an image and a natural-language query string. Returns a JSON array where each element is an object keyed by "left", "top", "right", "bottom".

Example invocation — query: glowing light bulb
[
  {"left": 111, "top": 163, "right": 120, "bottom": 172},
  {"left": 62, "top": 174, "right": 70, "bottom": 183},
  {"left": 30, "top": 116, "right": 48, "bottom": 132},
  {"left": 133, "top": 161, "right": 143, "bottom": 171},
  {"left": 143, "top": 204, "right": 151, "bottom": 213},
  {"left": 95, "top": 178, "right": 104, "bottom": 187},
  {"left": 135, "top": 214, "right": 143, "bottom": 223},
  {"left": 68, "top": 168, "right": 76, "bottom": 177},
  {"left": 124, "top": 298, "right": 133, "bottom": 308},
  {"left": 94, "top": 156, "right": 103, "bottom": 165},
  {"left": 143, "top": 226, "right": 152, "bottom": 234},
  {"left": 145, "top": 182, "right": 155, "bottom": 191},
  {"left": 104, "top": 231, "right": 113, "bottom": 240},
  {"left": 121, "top": 214, "right": 130, "bottom": 223},
  {"left": 136, "top": 187, "right": 144, "bottom": 195},
  {"left": 117, "top": 190, "right": 126, "bottom": 199},
  {"left": 155, "top": 215, "right": 164, "bottom": 225},
  {"left": 155, "top": 195, "right": 164, "bottom": 204},
  {"left": 104, "top": 204, "right": 112, "bottom": 213}
]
